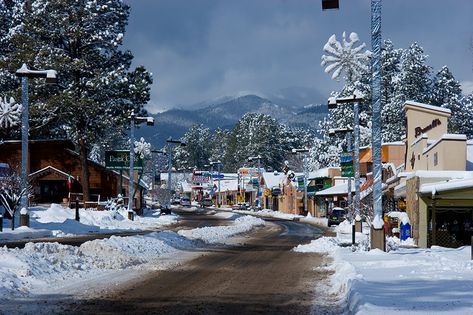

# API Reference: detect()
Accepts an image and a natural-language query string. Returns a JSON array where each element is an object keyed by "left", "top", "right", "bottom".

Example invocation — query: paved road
[{"left": 62, "top": 210, "right": 335, "bottom": 315}]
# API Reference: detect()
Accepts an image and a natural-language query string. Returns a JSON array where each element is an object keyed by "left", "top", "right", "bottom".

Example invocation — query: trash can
[{"left": 400, "top": 221, "right": 411, "bottom": 241}]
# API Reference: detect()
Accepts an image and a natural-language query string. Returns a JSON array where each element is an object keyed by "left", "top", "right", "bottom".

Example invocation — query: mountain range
[{"left": 135, "top": 94, "right": 329, "bottom": 148}]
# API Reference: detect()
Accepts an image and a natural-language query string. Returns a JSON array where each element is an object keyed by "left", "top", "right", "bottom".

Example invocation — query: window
[{"left": 433, "top": 152, "right": 438, "bottom": 166}]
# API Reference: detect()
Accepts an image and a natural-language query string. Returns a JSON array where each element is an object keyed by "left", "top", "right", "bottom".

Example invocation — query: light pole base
[
  {"left": 370, "top": 226, "right": 385, "bottom": 251},
  {"left": 355, "top": 219, "right": 362, "bottom": 233}
]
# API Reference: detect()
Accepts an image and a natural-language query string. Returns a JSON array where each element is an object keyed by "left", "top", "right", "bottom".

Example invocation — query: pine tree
[
  {"left": 174, "top": 124, "right": 212, "bottom": 169},
  {"left": 0, "top": 0, "right": 152, "bottom": 201},
  {"left": 431, "top": 66, "right": 467, "bottom": 134},
  {"left": 383, "top": 42, "right": 432, "bottom": 141}
]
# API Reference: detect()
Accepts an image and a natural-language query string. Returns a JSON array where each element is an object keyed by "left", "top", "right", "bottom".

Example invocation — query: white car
[{"left": 180, "top": 198, "right": 191, "bottom": 207}]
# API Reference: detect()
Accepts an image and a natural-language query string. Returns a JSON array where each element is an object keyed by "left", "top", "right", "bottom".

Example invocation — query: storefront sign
[
  {"left": 414, "top": 118, "right": 441, "bottom": 137},
  {"left": 105, "top": 150, "right": 143, "bottom": 170}
]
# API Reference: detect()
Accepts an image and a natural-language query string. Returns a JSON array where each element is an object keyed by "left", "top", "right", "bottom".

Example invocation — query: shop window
[{"left": 433, "top": 152, "right": 438, "bottom": 166}]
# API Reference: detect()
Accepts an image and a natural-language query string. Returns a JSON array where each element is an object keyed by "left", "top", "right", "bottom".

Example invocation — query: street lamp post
[
  {"left": 328, "top": 93, "right": 363, "bottom": 232},
  {"left": 15, "top": 63, "right": 57, "bottom": 211},
  {"left": 328, "top": 127, "right": 353, "bottom": 215},
  {"left": 210, "top": 160, "right": 222, "bottom": 207},
  {"left": 248, "top": 155, "right": 262, "bottom": 209},
  {"left": 166, "top": 137, "right": 186, "bottom": 204},
  {"left": 128, "top": 110, "right": 154, "bottom": 212},
  {"left": 292, "top": 148, "right": 310, "bottom": 215},
  {"left": 151, "top": 149, "right": 165, "bottom": 191}
]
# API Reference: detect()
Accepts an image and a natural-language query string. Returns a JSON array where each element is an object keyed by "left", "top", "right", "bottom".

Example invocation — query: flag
[{"left": 67, "top": 176, "right": 72, "bottom": 191}]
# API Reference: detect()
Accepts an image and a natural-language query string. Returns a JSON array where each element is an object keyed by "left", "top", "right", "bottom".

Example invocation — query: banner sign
[
  {"left": 105, "top": 150, "right": 143, "bottom": 170},
  {"left": 340, "top": 152, "right": 354, "bottom": 177},
  {"left": 296, "top": 176, "right": 305, "bottom": 191}
]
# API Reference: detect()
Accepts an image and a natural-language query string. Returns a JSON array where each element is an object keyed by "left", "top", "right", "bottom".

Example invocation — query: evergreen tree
[
  {"left": 431, "top": 66, "right": 468, "bottom": 134},
  {"left": 383, "top": 42, "right": 432, "bottom": 141},
  {"left": 225, "top": 113, "right": 286, "bottom": 172},
  {"left": 174, "top": 124, "right": 212, "bottom": 169},
  {"left": 0, "top": 0, "right": 152, "bottom": 201},
  {"left": 380, "top": 40, "right": 402, "bottom": 141}
]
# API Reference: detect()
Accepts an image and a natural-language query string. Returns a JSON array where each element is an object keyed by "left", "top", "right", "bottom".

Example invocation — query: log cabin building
[{"left": 0, "top": 139, "right": 145, "bottom": 209}]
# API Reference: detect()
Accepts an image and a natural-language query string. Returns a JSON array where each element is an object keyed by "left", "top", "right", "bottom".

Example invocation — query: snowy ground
[
  {"left": 295, "top": 220, "right": 473, "bottom": 314},
  {"left": 228, "top": 207, "right": 329, "bottom": 226},
  {"left": 0, "top": 204, "right": 265, "bottom": 309}
]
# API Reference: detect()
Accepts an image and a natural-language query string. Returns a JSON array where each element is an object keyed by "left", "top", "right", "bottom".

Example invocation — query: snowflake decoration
[
  {"left": 134, "top": 137, "right": 151, "bottom": 159},
  {"left": 321, "top": 32, "right": 371, "bottom": 81},
  {"left": 0, "top": 96, "right": 22, "bottom": 129}
]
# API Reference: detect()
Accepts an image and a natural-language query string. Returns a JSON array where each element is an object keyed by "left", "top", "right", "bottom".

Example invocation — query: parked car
[
  {"left": 160, "top": 204, "right": 172, "bottom": 215},
  {"left": 232, "top": 202, "right": 249, "bottom": 210},
  {"left": 328, "top": 207, "right": 346, "bottom": 227},
  {"left": 199, "top": 198, "right": 213, "bottom": 207},
  {"left": 180, "top": 197, "right": 191, "bottom": 207}
]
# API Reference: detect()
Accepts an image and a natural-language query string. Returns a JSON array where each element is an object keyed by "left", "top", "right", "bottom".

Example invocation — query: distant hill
[{"left": 136, "top": 94, "right": 328, "bottom": 148}]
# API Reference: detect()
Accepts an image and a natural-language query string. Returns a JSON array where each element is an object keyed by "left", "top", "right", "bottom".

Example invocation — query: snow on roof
[
  {"left": 262, "top": 172, "right": 285, "bottom": 189},
  {"left": 404, "top": 100, "right": 451, "bottom": 115},
  {"left": 419, "top": 178, "right": 473, "bottom": 195},
  {"left": 422, "top": 134, "right": 467, "bottom": 155},
  {"left": 308, "top": 167, "right": 329, "bottom": 179},
  {"left": 383, "top": 141, "right": 405, "bottom": 146},
  {"left": 411, "top": 134, "right": 428, "bottom": 147},
  {"left": 406, "top": 170, "right": 473, "bottom": 180},
  {"left": 181, "top": 181, "right": 192, "bottom": 192},
  {"left": 315, "top": 182, "right": 355, "bottom": 196}
]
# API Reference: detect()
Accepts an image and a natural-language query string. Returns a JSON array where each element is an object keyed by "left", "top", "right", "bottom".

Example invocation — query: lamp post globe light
[
  {"left": 15, "top": 63, "right": 57, "bottom": 211},
  {"left": 292, "top": 148, "right": 310, "bottom": 215},
  {"left": 247, "top": 155, "right": 262, "bottom": 209},
  {"left": 128, "top": 110, "right": 154, "bottom": 212}
]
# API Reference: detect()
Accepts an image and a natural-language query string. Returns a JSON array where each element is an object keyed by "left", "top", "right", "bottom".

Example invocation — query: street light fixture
[
  {"left": 128, "top": 110, "right": 154, "bottom": 212},
  {"left": 210, "top": 160, "right": 222, "bottom": 207},
  {"left": 328, "top": 127, "right": 354, "bottom": 218},
  {"left": 321, "top": 0, "right": 384, "bottom": 251},
  {"left": 247, "top": 155, "right": 262, "bottom": 209},
  {"left": 166, "top": 137, "right": 186, "bottom": 203},
  {"left": 327, "top": 92, "right": 363, "bottom": 232},
  {"left": 15, "top": 63, "right": 57, "bottom": 211},
  {"left": 292, "top": 148, "right": 310, "bottom": 215}
]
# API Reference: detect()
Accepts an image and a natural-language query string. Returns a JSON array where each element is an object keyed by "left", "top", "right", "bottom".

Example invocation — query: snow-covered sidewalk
[{"left": 295, "top": 220, "right": 473, "bottom": 314}]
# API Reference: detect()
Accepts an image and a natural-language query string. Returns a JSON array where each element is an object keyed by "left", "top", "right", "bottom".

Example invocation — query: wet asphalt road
[{"left": 57, "top": 208, "right": 335, "bottom": 315}]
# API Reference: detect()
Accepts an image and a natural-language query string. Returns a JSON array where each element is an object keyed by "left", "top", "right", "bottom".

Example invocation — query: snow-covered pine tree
[
  {"left": 380, "top": 40, "right": 402, "bottom": 142},
  {"left": 383, "top": 42, "right": 432, "bottom": 142},
  {"left": 1, "top": 0, "right": 152, "bottom": 201},
  {"left": 225, "top": 113, "right": 286, "bottom": 172},
  {"left": 174, "top": 124, "right": 212, "bottom": 170},
  {"left": 431, "top": 66, "right": 470, "bottom": 135}
]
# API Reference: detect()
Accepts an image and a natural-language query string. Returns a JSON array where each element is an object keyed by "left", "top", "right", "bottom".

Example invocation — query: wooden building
[{"left": 0, "top": 139, "right": 145, "bottom": 209}]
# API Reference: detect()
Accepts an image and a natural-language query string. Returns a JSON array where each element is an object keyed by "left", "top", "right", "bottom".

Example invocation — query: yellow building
[{"left": 395, "top": 101, "right": 473, "bottom": 248}]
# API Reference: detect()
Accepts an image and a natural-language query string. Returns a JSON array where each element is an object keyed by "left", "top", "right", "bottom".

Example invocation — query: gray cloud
[{"left": 123, "top": 0, "right": 473, "bottom": 113}]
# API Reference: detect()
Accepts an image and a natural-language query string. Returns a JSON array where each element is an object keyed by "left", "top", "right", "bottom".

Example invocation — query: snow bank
[
  {"left": 0, "top": 204, "right": 178, "bottom": 240},
  {"left": 178, "top": 215, "right": 265, "bottom": 243},
  {"left": 295, "top": 233, "right": 473, "bottom": 314}
]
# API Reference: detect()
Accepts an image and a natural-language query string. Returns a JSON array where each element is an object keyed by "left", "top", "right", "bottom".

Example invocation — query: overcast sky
[{"left": 122, "top": 0, "right": 473, "bottom": 113}]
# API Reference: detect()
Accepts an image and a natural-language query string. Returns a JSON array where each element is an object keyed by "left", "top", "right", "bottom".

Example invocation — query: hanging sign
[
  {"left": 340, "top": 152, "right": 354, "bottom": 177},
  {"left": 105, "top": 150, "right": 143, "bottom": 170}
]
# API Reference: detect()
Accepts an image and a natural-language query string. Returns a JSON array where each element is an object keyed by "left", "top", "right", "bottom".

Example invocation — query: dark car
[
  {"left": 199, "top": 198, "right": 213, "bottom": 207},
  {"left": 328, "top": 207, "right": 346, "bottom": 227}
]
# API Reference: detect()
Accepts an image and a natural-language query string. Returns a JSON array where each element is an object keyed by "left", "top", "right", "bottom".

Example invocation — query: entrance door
[{"left": 40, "top": 180, "right": 68, "bottom": 203}]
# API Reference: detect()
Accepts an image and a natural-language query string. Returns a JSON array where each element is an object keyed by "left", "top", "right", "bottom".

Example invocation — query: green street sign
[{"left": 105, "top": 150, "right": 143, "bottom": 170}]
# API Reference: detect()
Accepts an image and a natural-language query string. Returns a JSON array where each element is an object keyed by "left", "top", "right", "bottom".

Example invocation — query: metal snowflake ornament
[
  {"left": 134, "top": 137, "right": 151, "bottom": 159},
  {"left": 321, "top": 32, "right": 371, "bottom": 81},
  {"left": 0, "top": 96, "right": 22, "bottom": 129}
]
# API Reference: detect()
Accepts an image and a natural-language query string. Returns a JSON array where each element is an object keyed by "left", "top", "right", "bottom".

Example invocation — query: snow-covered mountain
[{"left": 136, "top": 94, "right": 328, "bottom": 148}]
